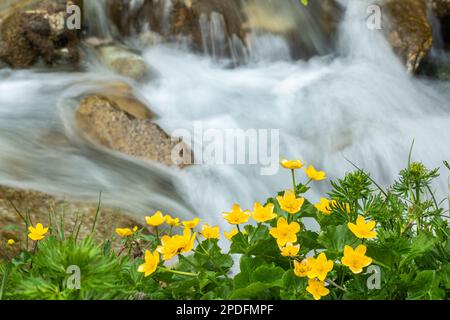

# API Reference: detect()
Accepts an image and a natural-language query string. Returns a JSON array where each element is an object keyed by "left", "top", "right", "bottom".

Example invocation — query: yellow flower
[
  {"left": 348, "top": 215, "right": 377, "bottom": 239},
  {"left": 115, "top": 226, "right": 138, "bottom": 237},
  {"left": 224, "top": 228, "right": 238, "bottom": 240},
  {"left": 182, "top": 217, "right": 200, "bottom": 229},
  {"left": 165, "top": 215, "right": 180, "bottom": 227},
  {"left": 28, "top": 223, "right": 49, "bottom": 241},
  {"left": 178, "top": 228, "right": 197, "bottom": 253},
  {"left": 276, "top": 190, "right": 305, "bottom": 214},
  {"left": 157, "top": 229, "right": 197, "bottom": 260},
  {"left": 306, "top": 279, "right": 330, "bottom": 300},
  {"left": 137, "top": 250, "right": 159, "bottom": 277},
  {"left": 157, "top": 235, "right": 180, "bottom": 260},
  {"left": 269, "top": 217, "right": 300, "bottom": 247},
  {"left": 222, "top": 204, "right": 251, "bottom": 225},
  {"left": 280, "top": 159, "right": 304, "bottom": 170},
  {"left": 200, "top": 223, "right": 220, "bottom": 239},
  {"left": 341, "top": 245, "right": 373, "bottom": 274},
  {"left": 145, "top": 211, "right": 166, "bottom": 227},
  {"left": 307, "top": 252, "right": 334, "bottom": 281},
  {"left": 294, "top": 258, "right": 312, "bottom": 277},
  {"left": 314, "top": 198, "right": 336, "bottom": 215},
  {"left": 280, "top": 243, "right": 300, "bottom": 257},
  {"left": 252, "top": 202, "right": 277, "bottom": 223},
  {"left": 305, "top": 165, "right": 326, "bottom": 181},
  {"left": 7, "top": 239, "right": 15, "bottom": 246}
]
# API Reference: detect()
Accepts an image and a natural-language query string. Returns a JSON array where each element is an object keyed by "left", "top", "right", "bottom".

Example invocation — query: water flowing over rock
[
  {"left": 428, "top": 0, "right": 450, "bottom": 50},
  {"left": 0, "top": 0, "right": 81, "bottom": 68},
  {"left": 380, "top": 0, "right": 433, "bottom": 73},
  {"left": 94, "top": 43, "right": 151, "bottom": 81},
  {"left": 106, "top": 0, "right": 342, "bottom": 62}
]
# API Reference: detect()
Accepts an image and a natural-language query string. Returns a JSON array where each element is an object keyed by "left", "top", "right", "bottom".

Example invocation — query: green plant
[{"left": 0, "top": 160, "right": 448, "bottom": 300}]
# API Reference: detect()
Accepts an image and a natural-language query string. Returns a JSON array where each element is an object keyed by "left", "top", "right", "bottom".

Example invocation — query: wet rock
[
  {"left": 95, "top": 44, "right": 150, "bottom": 81},
  {"left": 0, "top": 0, "right": 80, "bottom": 68},
  {"left": 380, "top": 0, "right": 433, "bottom": 73},
  {"left": 428, "top": 0, "right": 450, "bottom": 18},
  {"left": 427, "top": 0, "right": 450, "bottom": 50},
  {"left": 76, "top": 95, "right": 189, "bottom": 167},
  {"left": 107, "top": 0, "right": 341, "bottom": 60},
  {"left": 96, "top": 82, "right": 156, "bottom": 120}
]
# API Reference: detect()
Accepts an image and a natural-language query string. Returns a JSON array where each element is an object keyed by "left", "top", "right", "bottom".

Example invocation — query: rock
[
  {"left": 106, "top": 0, "right": 341, "bottom": 60},
  {"left": 96, "top": 82, "right": 156, "bottom": 120},
  {"left": 95, "top": 44, "right": 150, "bottom": 81},
  {"left": 427, "top": 0, "right": 450, "bottom": 50},
  {"left": 75, "top": 94, "right": 189, "bottom": 167},
  {"left": 380, "top": 0, "right": 433, "bottom": 73},
  {"left": 0, "top": 186, "right": 141, "bottom": 254},
  {"left": 428, "top": 0, "right": 450, "bottom": 17},
  {"left": 0, "top": 0, "right": 80, "bottom": 68},
  {"left": 108, "top": 0, "right": 245, "bottom": 58}
]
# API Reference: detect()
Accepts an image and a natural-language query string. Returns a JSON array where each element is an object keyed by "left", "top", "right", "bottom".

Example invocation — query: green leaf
[
  {"left": 407, "top": 270, "right": 445, "bottom": 300},
  {"left": 317, "top": 224, "right": 353, "bottom": 257}
]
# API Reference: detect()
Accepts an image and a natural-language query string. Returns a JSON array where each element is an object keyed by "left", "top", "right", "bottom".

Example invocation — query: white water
[{"left": 0, "top": 1, "right": 449, "bottom": 228}]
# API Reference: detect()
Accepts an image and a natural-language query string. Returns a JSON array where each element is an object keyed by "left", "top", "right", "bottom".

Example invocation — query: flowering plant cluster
[{"left": 0, "top": 159, "right": 449, "bottom": 300}]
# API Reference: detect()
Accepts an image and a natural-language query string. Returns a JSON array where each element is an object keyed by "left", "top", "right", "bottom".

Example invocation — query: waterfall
[
  {"left": 0, "top": 0, "right": 449, "bottom": 229},
  {"left": 83, "top": 0, "right": 112, "bottom": 39}
]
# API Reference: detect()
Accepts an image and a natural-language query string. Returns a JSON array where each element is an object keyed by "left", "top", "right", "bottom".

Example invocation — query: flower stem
[
  {"left": 159, "top": 267, "right": 199, "bottom": 277},
  {"left": 326, "top": 278, "right": 347, "bottom": 292},
  {"left": 236, "top": 224, "right": 248, "bottom": 246},
  {"left": 291, "top": 169, "right": 297, "bottom": 194},
  {"left": 249, "top": 223, "right": 261, "bottom": 243}
]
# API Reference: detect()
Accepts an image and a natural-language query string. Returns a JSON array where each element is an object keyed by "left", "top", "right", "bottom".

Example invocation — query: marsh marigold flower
[
  {"left": 307, "top": 252, "right": 334, "bottom": 281},
  {"left": 200, "top": 223, "right": 220, "bottom": 239},
  {"left": 294, "top": 258, "right": 313, "bottom": 277},
  {"left": 305, "top": 165, "right": 326, "bottom": 181},
  {"left": 280, "top": 243, "right": 300, "bottom": 257},
  {"left": 341, "top": 245, "right": 372, "bottom": 274},
  {"left": 280, "top": 159, "right": 304, "bottom": 170},
  {"left": 115, "top": 226, "right": 138, "bottom": 237},
  {"left": 28, "top": 223, "right": 48, "bottom": 241},
  {"left": 138, "top": 250, "right": 159, "bottom": 277},
  {"left": 348, "top": 215, "right": 377, "bottom": 239},
  {"left": 269, "top": 217, "right": 300, "bottom": 247},
  {"left": 145, "top": 211, "right": 166, "bottom": 227},
  {"left": 165, "top": 215, "right": 180, "bottom": 227},
  {"left": 314, "top": 198, "right": 336, "bottom": 215},
  {"left": 277, "top": 190, "right": 305, "bottom": 214},
  {"left": 223, "top": 204, "right": 251, "bottom": 225},
  {"left": 157, "top": 229, "right": 196, "bottom": 260},
  {"left": 252, "top": 202, "right": 277, "bottom": 223},
  {"left": 182, "top": 217, "right": 200, "bottom": 229},
  {"left": 224, "top": 228, "right": 238, "bottom": 240},
  {"left": 7, "top": 239, "right": 15, "bottom": 246},
  {"left": 306, "top": 279, "right": 330, "bottom": 300}
]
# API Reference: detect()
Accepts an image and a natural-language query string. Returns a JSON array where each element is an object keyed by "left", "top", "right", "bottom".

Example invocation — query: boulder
[
  {"left": 380, "top": 0, "right": 433, "bottom": 73},
  {"left": 95, "top": 44, "right": 151, "bottom": 81},
  {"left": 0, "top": 0, "right": 80, "bottom": 68},
  {"left": 75, "top": 94, "right": 189, "bottom": 167}
]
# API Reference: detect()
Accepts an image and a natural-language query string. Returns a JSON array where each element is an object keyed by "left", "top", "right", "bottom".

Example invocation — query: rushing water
[{"left": 0, "top": 0, "right": 449, "bottom": 228}]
